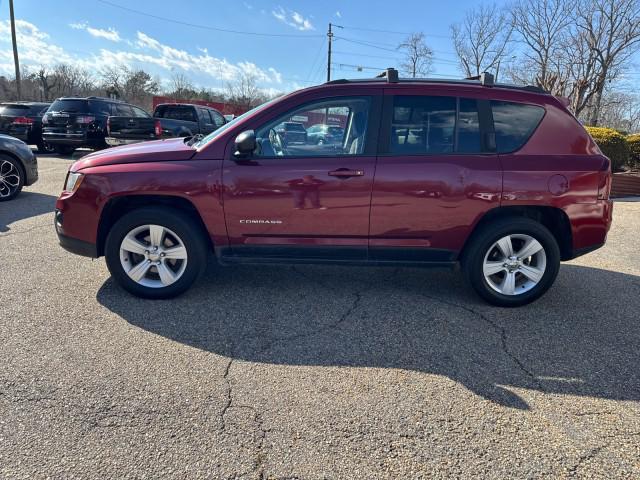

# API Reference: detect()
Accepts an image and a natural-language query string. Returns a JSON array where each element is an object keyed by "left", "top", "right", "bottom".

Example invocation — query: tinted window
[
  {"left": 132, "top": 106, "right": 150, "bottom": 118},
  {"left": 114, "top": 104, "right": 133, "bottom": 116},
  {"left": 390, "top": 96, "right": 456, "bottom": 154},
  {"left": 491, "top": 101, "right": 545, "bottom": 153},
  {"left": 162, "top": 106, "right": 197, "bottom": 122},
  {"left": 209, "top": 110, "right": 225, "bottom": 128},
  {"left": 0, "top": 104, "right": 30, "bottom": 115},
  {"left": 89, "top": 101, "right": 112, "bottom": 116},
  {"left": 196, "top": 108, "right": 209, "bottom": 124},
  {"left": 255, "top": 97, "right": 370, "bottom": 157},
  {"left": 47, "top": 99, "right": 91, "bottom": 114},
  {"left": 457, "top": 98, "right": 482, "bottom": 153}
]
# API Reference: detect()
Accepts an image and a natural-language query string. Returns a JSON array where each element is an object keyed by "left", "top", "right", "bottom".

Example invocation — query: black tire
[
  {"left": 462, "top": 217, "right": 561, "bottom": 307},
  {"left": 105, "top": 208, "right": 208, "bottom": 299},
  {"left": 37, "top": 141, "right": 56, "bottom": 154},
  {"left": 54, "top": 145, "right": 74, "bottom": 155},
  {"left": 0, "top": 154, "right": 25, "bottom": 201}
]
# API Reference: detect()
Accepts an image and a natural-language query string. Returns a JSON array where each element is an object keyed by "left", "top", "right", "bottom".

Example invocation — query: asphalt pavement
[{"left": 1, "top": 155, "right": 639, "bottom": 479}]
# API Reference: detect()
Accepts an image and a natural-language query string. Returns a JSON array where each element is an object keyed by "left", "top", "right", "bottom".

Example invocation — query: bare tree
[
  {"left": 168, "top": 73, "right": 197, "bottom": 100},
  {"left": 510, "top": 0, "right": 574, "bottom": 93},
  {"left": 31, "top": 67, "right": 57, "bottom": 101},
  {"left": 574, "top": 0, "right": 640, "bottom": 125},
  {"left": 598, "top": 91, "right": 640, "bottom": 133},
  {"left": 397, "top": 33, "right": 433, "bottom": 78},
  {"left": 451, "top": 3, "right": 513, "bottom": 79},
  {"left": 225, "top": 72, "right": 263, "bottom": 109}
]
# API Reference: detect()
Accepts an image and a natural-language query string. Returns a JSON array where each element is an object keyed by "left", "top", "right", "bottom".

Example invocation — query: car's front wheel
[
  {"left": 463, "top": 218, "right": 561, "bottom": 307},
  {"left": 0, "top": 154, "right": 24, "bottom": 201},
  {"left": 105, "top": 208, "right": 208, "bottom": 299}
]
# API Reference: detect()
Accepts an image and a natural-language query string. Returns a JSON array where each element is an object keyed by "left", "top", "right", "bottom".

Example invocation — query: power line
[
  {"left": 340, "top": 25, "right": 451, "bottom": 38},
  {"left": 306, "top": 38, "right": 327, "bottom": 83},
  {"left": 95, "top": 0, "right": 324, "bottom": 38}
]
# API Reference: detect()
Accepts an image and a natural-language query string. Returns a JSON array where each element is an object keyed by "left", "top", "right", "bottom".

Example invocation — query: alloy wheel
[
  {"left": 482, "top": 234, "right": 547, "bottom": 296},
  {"left": 119, "top": 224, "right": 188, "bottom": 288},
  {"left": 0, "top": 160, "right": 21, "bottom": 199}
]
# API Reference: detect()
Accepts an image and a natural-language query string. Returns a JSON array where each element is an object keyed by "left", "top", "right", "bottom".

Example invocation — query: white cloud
[
  {"left": 272, "top": 7, "right": 314, "bottom": 31},
  {"left": 0, "top": 20, "right": 283, "bottom": 88},
  {"left": 69, "top": 22, "right": 121, "bottom": 42},
  {"left": 336, "top": 11, "right": 342, "bottom": 18}
]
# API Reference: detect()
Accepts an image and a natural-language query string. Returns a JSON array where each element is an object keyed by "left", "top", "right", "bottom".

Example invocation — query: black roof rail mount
[
  {"left": 465, "top": 72, "right": 495, "bottom": 87},
  {"left": 376, "top": 67, "right": 399, "bottom": 83}
]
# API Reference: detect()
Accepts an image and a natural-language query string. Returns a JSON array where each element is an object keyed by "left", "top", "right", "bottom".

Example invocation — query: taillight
[
  {"left": 13, "top": 116, "right": 33, "bottom": 125},
  {"left": 106, "top": 117, "right": 111, "bottom": 135},
  {"left": 76, "top": 115, "right": 95, "bottom": 124},
  {"left": 154, "top": 120, "right": 162, "bottom": 137}
]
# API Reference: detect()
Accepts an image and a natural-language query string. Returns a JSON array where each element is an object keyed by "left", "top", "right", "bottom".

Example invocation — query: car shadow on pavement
[
  {"left": 96, "top": 262, "right": 640, "bottom": 410},
  {"left": 0, "top": 191, "right": 57, "bottom": 233}
]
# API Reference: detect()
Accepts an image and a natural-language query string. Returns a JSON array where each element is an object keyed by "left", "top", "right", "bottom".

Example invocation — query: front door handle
[{"left": 328, "top": 168, "right": 365, "bottom": 178}]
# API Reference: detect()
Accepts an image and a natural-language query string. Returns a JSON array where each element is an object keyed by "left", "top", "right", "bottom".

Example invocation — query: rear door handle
[{"left": 328, "top": 168, "right": 365, "bottom": 178}]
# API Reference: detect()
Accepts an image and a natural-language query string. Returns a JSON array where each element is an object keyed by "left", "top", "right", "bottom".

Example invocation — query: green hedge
[
  {"left": 627, "top": 134, "right": 640, "bottom": 170},
  {"left": 585, "top": 127, "right": 630, "bottom": 172}
]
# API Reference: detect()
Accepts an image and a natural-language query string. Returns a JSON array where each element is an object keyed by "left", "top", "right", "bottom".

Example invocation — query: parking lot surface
[{"left": 1, "top": 155, "right": 639, "bottom": 479}]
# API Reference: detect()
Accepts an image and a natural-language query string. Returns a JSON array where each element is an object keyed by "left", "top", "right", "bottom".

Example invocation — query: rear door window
[
  {"left": 89, "top": 101, "right": 112, "bottom": 116},
  {"left": 390, "top": 96, "right": 456, "bottom": 154},
  {"left": 491, "top": 101, "right": 545, "bottom": 153},
  {"left": 114, "top": 104, "right": 134, "bottom": 116},
  {"left": 131, "top": 106, "right": 150, "bottom": 118},
  {"left": 457, "top": 98, "right": 482, "bottom": 153}
]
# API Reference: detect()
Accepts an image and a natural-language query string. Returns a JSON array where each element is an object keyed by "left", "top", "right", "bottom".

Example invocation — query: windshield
[{"left": 193, "top": 98, "right": 280, "bottom": 149}]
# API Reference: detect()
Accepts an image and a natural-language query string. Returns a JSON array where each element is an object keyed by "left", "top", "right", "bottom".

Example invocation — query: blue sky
[{"left": 0, "top": 0, "right": 637, "bottom": 94}]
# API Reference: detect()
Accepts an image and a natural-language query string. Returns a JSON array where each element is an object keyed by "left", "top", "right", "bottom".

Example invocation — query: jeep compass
[{"left": 55, "top": 69, "right": 613, "bottom": 307}]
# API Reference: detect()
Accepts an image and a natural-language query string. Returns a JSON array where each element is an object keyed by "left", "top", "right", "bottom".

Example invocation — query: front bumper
[{"left": 55, "top": 209, "right": 97, "bottom": 257}]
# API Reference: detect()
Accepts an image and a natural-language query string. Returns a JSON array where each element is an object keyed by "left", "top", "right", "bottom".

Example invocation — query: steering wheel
[{"left": 269, "top": 128, "right": 285, "bottom": 156}]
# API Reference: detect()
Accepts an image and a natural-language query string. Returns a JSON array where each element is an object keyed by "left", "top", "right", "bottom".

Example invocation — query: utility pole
[
  {"left": 9, "top": 0, "right": 21, "bottom": 100},
  {"left": 326, "top": 23, "right": 343, "bottom": 82},
  {"left": 9, "top": 0, "right": 22, "bottom": 100}
]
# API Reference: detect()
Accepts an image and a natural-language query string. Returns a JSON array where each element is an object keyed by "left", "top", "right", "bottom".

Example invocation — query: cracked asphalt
[{"left": 1, "top": 155, "right": 639, "bottom": 479}]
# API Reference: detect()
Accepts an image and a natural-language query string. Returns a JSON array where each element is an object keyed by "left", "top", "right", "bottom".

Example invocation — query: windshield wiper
[{"left": 185, "top": 134, "right": 204, "bottom": 146}]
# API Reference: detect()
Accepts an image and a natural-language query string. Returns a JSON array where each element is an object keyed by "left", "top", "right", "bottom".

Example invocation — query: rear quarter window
[{"left": 491, "top": 101, "right": 545, "bottom": 153}]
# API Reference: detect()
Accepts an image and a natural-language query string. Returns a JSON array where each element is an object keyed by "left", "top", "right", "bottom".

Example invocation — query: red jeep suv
[{"left": 55, "top": 69, "right": 612, "bottom": 307}]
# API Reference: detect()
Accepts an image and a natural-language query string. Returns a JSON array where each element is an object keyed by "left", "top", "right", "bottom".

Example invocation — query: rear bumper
[
  {"left": 105, "top": 137, "right": 147, "bottom": 146},
  {"left": 42, "top": 133, "right": 87, "bottom": 145}
]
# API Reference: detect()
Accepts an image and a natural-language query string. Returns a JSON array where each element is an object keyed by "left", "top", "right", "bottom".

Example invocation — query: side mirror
[{"left": 234, "top": 130, "right": 256, "bottom": 157}]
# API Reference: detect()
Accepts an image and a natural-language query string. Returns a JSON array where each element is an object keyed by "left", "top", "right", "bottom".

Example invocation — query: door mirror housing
[{"left": 234, "top": 130, "right": 256, "bottom": 157}]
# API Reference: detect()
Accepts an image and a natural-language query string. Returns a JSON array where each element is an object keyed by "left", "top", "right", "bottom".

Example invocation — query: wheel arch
[
  {"left": 96, "top": 194, "right": 213, "bottom": 257},
  {"left": 461, "top": 205, "right": 573, "bottom": 262}
]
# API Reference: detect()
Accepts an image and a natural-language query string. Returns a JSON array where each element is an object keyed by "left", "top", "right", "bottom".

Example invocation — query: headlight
[{"left": 64, "top": 172, "right": 84, "bottom": 192}]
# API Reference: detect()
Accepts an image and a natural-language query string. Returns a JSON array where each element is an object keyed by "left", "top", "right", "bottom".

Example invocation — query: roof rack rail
[
  {"left": 465, "top": 72, "right": 495, "bottom": 87},
  {"left": 376, "top": 67, "right": 399, "bottom": 83}
]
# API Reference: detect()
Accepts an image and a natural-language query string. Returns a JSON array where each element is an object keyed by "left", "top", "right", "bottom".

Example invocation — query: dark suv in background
[
  {"left": 55, "top": 69, "right": 613, "bottom": 307},
  {"left": 0, "top": 102, "right": 53, "bottom": 153},
  {"left": 42, "top": 97, "right": 147, "bottom": 154}
]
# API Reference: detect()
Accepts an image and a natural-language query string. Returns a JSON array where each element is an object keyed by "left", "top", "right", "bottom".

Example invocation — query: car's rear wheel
[
  {"left": 462, "top": 218, "right": 560, "bottom": 307},
  {"left": 0, "top": 155, "right": 24, "bottom": 201},
  {"left": 105, "top": 208, "right": 208, "bottom": 299}
]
